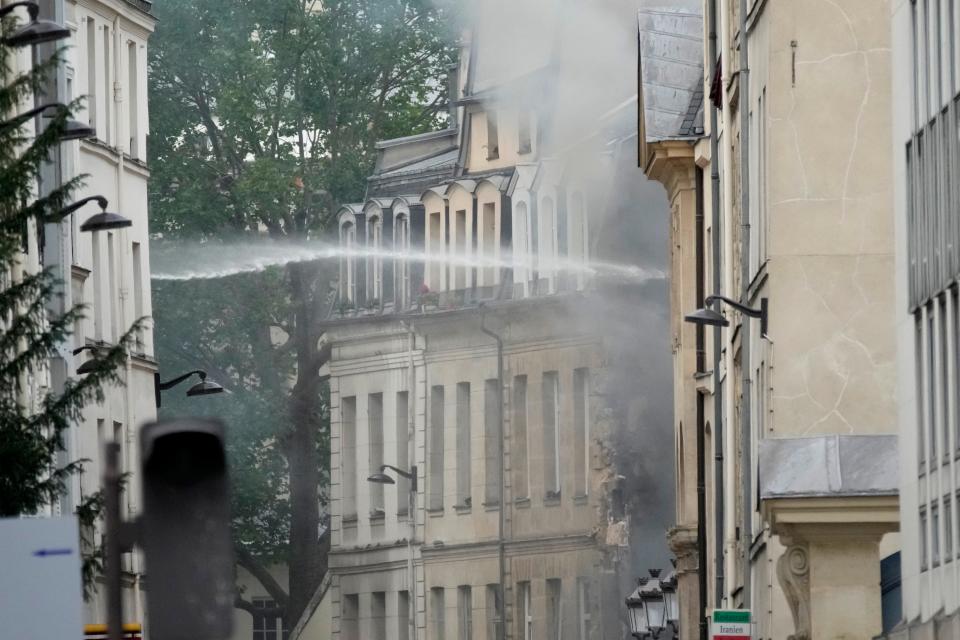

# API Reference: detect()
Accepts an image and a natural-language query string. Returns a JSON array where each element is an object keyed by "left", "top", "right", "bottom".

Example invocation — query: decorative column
[{"left": 668, "top": 525, "right": 699, "bottom": 640}]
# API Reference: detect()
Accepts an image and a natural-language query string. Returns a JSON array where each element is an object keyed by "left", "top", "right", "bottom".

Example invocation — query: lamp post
[
  {"left": 153, "top": 370, "right": 225, "bottom": 408},
  {"left": 367, "top": 464, "right": 418, "bottom": 640}
]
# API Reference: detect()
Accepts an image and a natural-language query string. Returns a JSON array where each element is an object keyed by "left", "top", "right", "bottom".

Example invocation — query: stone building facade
[
  {"left": 887, "top": 0, "right": 960, "bottom": 636},
  {"left": 323, "top": 34, "right": 670, "bottom": 640},
  {"left": 6, "top": 0, "right": 158, "bottom": 628},
  {"left": 638, "top": 2, "right": 901, "bottom": 639}
]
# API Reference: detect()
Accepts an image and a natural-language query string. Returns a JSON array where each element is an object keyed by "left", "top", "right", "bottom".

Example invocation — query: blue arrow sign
[{"left": 32, "top": 548, "right": 73, "bottom": 557}]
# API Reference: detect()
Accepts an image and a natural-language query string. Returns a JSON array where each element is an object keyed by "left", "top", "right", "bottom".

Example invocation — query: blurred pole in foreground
[{"left": 104, "top": 442, "right": 124, "bottom": 640}]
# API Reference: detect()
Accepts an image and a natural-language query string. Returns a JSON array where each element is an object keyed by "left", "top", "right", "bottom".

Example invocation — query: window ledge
[
  {"left": 483, "top": 501, "right": 501, "bottom": 512},
  {"left": 343, "top": 514, "right": 358, "bottom": 526},
  {"left": 543, "top": 496, "right": 561, "bottom": 507},
  {"left": 369, "top": 509, "right": 385, "bottom": 522},
  {"left": 573, "top": 494, "right": 589, "bottom": 505},
  {"left": 426, "top": 507, "right": 444, "bottom": 518},
  {"left": 454, "top": 504, "right": 472, "bottom": 515},
  {"left": 514, "top": 497, "right": 531, "bottom": 509}
]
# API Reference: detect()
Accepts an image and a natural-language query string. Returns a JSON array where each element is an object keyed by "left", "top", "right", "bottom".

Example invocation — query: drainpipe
[
  {"left": 707, "top": 0, "right": 726, "bottom": 610},
  {"left": 479, "top": 312, "right": 506, "bottom": 640},
  {"left": 695, "top": 168, "right": 708, "bottom": 640},
  {"left": 402, "top": 321, "right": 418, "bottom": 640},
  {"left": 737, "top": 0, "right": 753, "bottom": 610}
]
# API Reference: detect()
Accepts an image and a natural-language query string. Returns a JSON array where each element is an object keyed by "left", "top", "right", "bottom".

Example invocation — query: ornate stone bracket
[{"left": 776, "top": 542, "right": 811, "bottom": 640}]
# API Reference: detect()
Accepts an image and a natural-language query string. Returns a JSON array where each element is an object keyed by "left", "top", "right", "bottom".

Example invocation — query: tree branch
[{"left": 235, "top": 545, "right": 290, "bottom": 611}]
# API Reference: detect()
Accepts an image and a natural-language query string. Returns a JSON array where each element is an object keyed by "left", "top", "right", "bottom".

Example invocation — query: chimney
[{"left": 447, "top": 63, "right": 460, "bottom": 123}]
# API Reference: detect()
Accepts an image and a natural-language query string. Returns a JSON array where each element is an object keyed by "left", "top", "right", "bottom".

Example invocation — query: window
[
  {"left": 939, "top": 298, "right": 950, "bottom": 459},
  {"left": 456, "top": 382, "right": 472, "bottom": 507},
  {"left": 341, "top": 594, "right": 359, "bottom": 640},
  {"left": 946, "top": 496, "right": 954, "bottom": 561},
  {"left": 933, "top": 503, "right": 941, "bottom": 567},
  {"left": 395, "top": 214, "right": 410, "bottom": 307},
  {"left": 539, "top": 197, "right": 556, "bottom": 290},
  {"left": 429, "top": 386, "right": 445, "bottom": 510},
  {"left": 568, "top": 192, "right": 587, "bottom": 289},
  {"left": 577, "top": 578, "right": 593, "bottom": 640},
  {"left": 486, "top": 110, "right": 499, "bottom": 159},
  {"left": 368, "top": 215, "right": 383, "bottom": 301},
  {"left": 131, "top": 242, "right": 144, "bottom": 352},
  {"left": 917, "top": 316, "right": 926, "bottom": 468},
  {"left": 341, "top": 396, "right": 357, "bottom": 519},
  {"left": 543, "top": 371, "right": 561, "bottom": 498},
  {"left": 928, "top": 309, "right": 937, "bottom": 465},
  {"left": 396, "top": 391, "right": 410, "bottom": 514},
  {"left": 86, "top": 18, "right": 97, "bottom": 128},
  {"left": 127, "top": 41, "right": 139, "bottom": 157},
  {"left": 103, "top": 26, "right": 111, "bottom": 145},
  {"left": 107, "top": 232, "right": 118, "bottom": 341},
  {"left": 458, "top": 586, "right": 473, "bottom": 640},
  {"left": 573, "top": 368, "right": 589, "bottom": 497},
  {"left": 342, "top": 221, "right": 357, "bottom": 303},
  {"left": 113, "top": 422, "right": 124, "bottom": 475},
  {"left": 512, "top": 375, "right": 530, "bottom": 498},
  {"left": 485, "top": 584, "right": 501, "bottom": 640},
  {"left": 252, "top": 598, "right": 288, "bottom": 640},
  {"left": 517, "top": 581, "right": 532, "bottom": 640},
  {"left": 480, "top": 202, "right": 496, "bottom": 286},
  {"left": 514, "top": 202, "right": 531, "bottom": 292},
  {"left": 429, "top": 211, "right": 444, "bottom": 290},
  {"left": 518, "top": 111, "right": 532, "bottom": 154},
  {"left": 954, "top": 288, "right": 960, "bottom": 452},
  {"left": 454, "top": 209, "right": 468, "bottom": 289},
  {"left": 372, "top": 592, "right": 386, "bottom": 640},
  {"left": 431, "top": 587, "right": 446, "bottom": 640},
  {"left": 369, "top": 393, "right": 384, "bottom": 516},
  {"left": 546, "top": 579, "right": 562, "bottom": 638},
  {"left": 398, "top": 591, "right": 410, "bottom": 640},
  {"left": 484, "top": 379, "right": 501, "bottom": 505},
  {"left": 92, "top": 232, "right": 103, "bottom": 340}
]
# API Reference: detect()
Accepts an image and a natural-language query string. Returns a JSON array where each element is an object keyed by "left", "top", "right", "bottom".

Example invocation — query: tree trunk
[{"left": 285, "top": 261, "right": 324, "bottom": 625}]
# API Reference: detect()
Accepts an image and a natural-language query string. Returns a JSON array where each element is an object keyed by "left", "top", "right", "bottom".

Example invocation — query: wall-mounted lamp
[
  {"left": 684, "top": 295, "right": 768, "bottom": 336},
  {"left": 154, "top": 370, "right": 225, "bottom": 408},
  {"left": 53, "top": 196, "right": 132, "bottom": 232},
  {"left": 0, "top": 103, "right": 96, "bottom": 142},
  {"left": 0, "top": 2, "right": 70, "bottom": 48}
]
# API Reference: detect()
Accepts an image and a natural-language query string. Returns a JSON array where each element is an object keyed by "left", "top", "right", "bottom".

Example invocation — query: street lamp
[
  {"left": 684, "top": 294, "right": 768, "bottom": 336},
  {"left": 625, "top": 570, "right": 677, "bottom": 640},
  {"left": 367, "top": 464, "right": 418, "bottom": 640},
  {"left": 53, "top": 196, "right": 132, "bottom": 232},
  {"left": 154, "top": 370, "right": 225, "bottom": 408},
  {"left": 73, "top": 344, "right": 103, "bottom": 375},
  {"left": 661, "top": 570, "right": 679, "bottom": 635},
  {"left": 0, "top": 1, "right": 70, "bottom": 48},
  {"left": 0, "top": 103, "right": 96, "bottom": 142}
]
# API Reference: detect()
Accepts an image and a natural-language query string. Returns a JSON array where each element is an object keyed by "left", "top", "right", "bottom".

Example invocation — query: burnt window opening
[
  {"left": 518, "top": 110, "right": 532, "bottom": 154},
  {"left": 486, "top": 110, "right": 500, "bottom": 160}
]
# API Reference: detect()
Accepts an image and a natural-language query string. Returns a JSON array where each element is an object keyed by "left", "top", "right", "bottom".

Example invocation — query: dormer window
[
  {"left": 367, "top": 214, "right": 383, "bottom": 302},
  {"left": 341, "top": 221, "right": 357, "bottom": 303},
  {"left": 486, "top": 110, "right": 500, "bottom": 160},
  {"left": 518, "top": 111, "right": 532, "bottom": 155}
]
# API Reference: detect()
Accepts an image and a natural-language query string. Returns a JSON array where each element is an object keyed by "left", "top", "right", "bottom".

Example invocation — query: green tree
[
  {"left": 148, "top": 0, "right": 457, "bottom": 625},
  {"left": 0, "top": 11, "right": 137, "bottom": 588}
]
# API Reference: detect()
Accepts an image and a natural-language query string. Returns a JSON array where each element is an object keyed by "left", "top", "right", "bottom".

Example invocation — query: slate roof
[
  {"left": 759, "top": 435, "right": 899, "bottom": 499},
  {"left": 637, "top": 8, "right": 705, "bottom": 142}
]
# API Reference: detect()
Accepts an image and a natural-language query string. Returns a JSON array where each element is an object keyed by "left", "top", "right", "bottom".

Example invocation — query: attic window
[
  {"left": 486, "top": 111, "right": 500, "bottom": 160},
  {"left": 518, "top": 111, "right": 532, "bottom": 154}
]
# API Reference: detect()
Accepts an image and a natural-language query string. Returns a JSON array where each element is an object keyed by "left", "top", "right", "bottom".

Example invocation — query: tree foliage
[{"left": 148, "top": 0, "right": 457, "bottom": 625}]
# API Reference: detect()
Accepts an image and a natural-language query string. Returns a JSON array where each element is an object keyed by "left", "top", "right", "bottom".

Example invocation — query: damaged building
[{"left": 321, "top": 28, "right": 673, "bottom": 640}]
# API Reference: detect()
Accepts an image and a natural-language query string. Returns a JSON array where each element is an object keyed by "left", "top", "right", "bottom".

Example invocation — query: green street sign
[{"left": 711, "top": 609, "right": 751, "bottom": 640}]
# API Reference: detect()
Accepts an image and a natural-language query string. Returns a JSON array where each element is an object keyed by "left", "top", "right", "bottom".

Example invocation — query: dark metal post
[{"left": 104, "top": 441, "right": 123, "bottom": 640}]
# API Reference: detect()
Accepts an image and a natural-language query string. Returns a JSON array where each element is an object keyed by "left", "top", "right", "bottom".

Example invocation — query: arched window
[
  {"left": 539, "top": 196, "right": 556, "bottom": 291},
  {"left": 367, "top": 214, "right": 383, "bottom": 301},
  {"left": 513, "top": 201, "right": 530, "bottom": 295},
  {"left": 568, "top": 191, "right": 587, "bottom": 289},
  {"left": 341, "top": 221, "right": 356, "bottom": 303},
  {"left": 395, "top": 212, "right": 410, "bottom": 307}
]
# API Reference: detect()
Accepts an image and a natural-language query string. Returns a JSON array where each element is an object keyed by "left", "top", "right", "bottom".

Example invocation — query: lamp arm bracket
[
  {"left": 158, "top": 370, "right": 205, "bottom": 390},
  {"left": 380, "top": 464, "right": 414, "bottom": 480}
]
